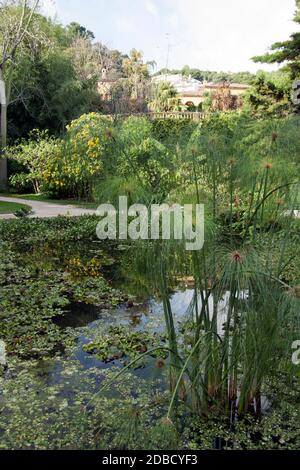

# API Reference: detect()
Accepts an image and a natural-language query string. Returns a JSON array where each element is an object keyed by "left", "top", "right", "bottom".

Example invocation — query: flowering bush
[
  {"left": 49, "top": 113, "right": 117, "bottom": 198},
  {"left": 8, "top": 113, "right": 178, "bottom": 200},
  {"left": 8, "top": 114, "right": 117, "bottom": 198}
]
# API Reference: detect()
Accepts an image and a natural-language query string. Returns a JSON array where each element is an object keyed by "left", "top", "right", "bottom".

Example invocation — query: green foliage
[
  {"left": 7, "top": 129, "right": 62, "bottom": 194},
  {"left": 108, "top": 49, "right": 151, "bottom": 114},
  {"left": 3, "top": 0, "right": 300, "bottom": 454},
  {"left": 51, "top": 113, "right": 116, "bottom": 198},
  {"left": 244, "top": 72, "right": 292, "bottom": 116},
  {"left": 118, "top": 116, "right": 174, "bottom": 198},
  {"left": 114, "top": 112, "right": 300, "bottom": 425},
  {"left": 122, "top": 49, "right": 150, "bottom": 80},
  {"left": 119, "top": 115, "right": 152, "bottom": 145},
  {"left": 7, "top": 14, "right": 100, "bottom": 138},
  {"left": 252, "top": 0, "right": 300, "bottom": 79},
  {"left": 94, "top": 380, "right": 179, "bottom": 450},
  {"left": 83, "top": 325, "right": 167, "bottom": 363},
  {"left": 0, "top": 218, "right": 123, "bottom": 357},
  {"left": 0, "top": 214, "right": 99, "bottom": 245},
  {"left": 8, "top": 113, "right": 119, "bottom": 198},
  {"left": 93, "top": 175, "right": 149, "bottom": 206},
  {"left": 151, "top": 118, "right": 197, "bottom": 145},
  {"left": 149, "top": 81, "right": 181, "bottom": 112},
  {"left": 0, "top": 357, "right": 98, "bottom": 449},
  {"left": 14, "top": 205, "right": 32, "bottom": 218},
  {"left": 66, "top": 21, "right": 95, "bottom": 41},
  {"left": 2, "top": 106, "right": 300, "bottom": 447}
]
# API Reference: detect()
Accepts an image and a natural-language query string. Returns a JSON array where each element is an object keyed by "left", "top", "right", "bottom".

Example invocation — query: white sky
[{"left": 42, "top": 0, "right": 298, "bottom": 72}]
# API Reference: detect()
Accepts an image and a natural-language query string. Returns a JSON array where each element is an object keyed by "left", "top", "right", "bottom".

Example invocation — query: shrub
[
  {"left": 93, "top": 176, "right": 150, "bottom": 206},
  {"left": 119, "top": 116, "right": 152, "bottom": 146},
  {"left": 151, "top": 118, "right": 197, "bottom": 146},
  {"left": 118, "top": 116, "right": 175, "bottom": 199},
  {"left": 7, "top": 130, "right": 62, "bottom": 194},
  {"left": 51, "top": 113, "right": 118, "bottom": 198}
]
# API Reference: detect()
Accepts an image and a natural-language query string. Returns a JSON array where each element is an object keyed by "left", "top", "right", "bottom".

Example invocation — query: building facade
[{"left": 152, "top": 74, "right": 250, "bottom": 109}]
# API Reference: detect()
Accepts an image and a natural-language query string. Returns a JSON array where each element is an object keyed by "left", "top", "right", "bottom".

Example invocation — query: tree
[
  {"left": 7, "top": 14, "right": 101, "bottom": 137},
  {"left": 66, "top": 22, "right": 95, "bottom": 41},
  {"left": 122, "top": 49, "right": 151, "bottom": 102},
  {"left": 104, "top": 50, "right": 156, "bottom": 115},
  {"left": 7, "top": 129, "right": 61, "bottom": 194},
  {"left": 0, "top": 0, "right": 40, "bottom": 187},
  {"left": 68, "top": 37, "right": 127, "bottom": 83},
  {"left": 102, "top": 49, "right": 153, "bottom": 114},
  {"left": 211, "top": 83, "right": 238, "bottom": 111},
  {"left": 149, "top": 81, "right": 181, "bottom": 112},
  {"left": 110, "top": 79, "right": 135, "bottom": 114},
  {"left": 243, "top": 72, "right": 291, "bottom": 116},
  {"left": 252, "top": 0, "right": 300, "bottom": 79},
  {"left": 182, "top": 65, "right": 191, "bottom": 77},
  {"left": 69, "top": 36, "right": 97, "bottom": 82},
  {"left": 93, "top": 43, "right": 125, "bottom": 80}
]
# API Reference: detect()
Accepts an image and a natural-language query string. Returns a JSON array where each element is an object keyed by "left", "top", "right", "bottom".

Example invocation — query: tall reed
[{"left": 96, "top": 114, "right": 300, "bottom": 434}]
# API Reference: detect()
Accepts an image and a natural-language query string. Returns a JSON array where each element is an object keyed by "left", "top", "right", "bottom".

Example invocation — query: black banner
[{"left": 0, "top": 450, "right": 299, "bottom": 467}]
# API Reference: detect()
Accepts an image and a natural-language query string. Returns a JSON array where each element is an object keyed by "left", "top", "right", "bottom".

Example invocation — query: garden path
[{"left": 0, "top": 196, "right": 96, "bottom": 219}]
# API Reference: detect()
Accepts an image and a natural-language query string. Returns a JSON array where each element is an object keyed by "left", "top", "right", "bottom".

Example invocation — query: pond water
[
  {"left": 0, "top": 241, "right": 198, "bottom": 448},
  {"left": 0, "top": 240, "right": 270, "bottom": 449},
  {"left": 39, "top": 289, "right": 194, "bottom": 383}
]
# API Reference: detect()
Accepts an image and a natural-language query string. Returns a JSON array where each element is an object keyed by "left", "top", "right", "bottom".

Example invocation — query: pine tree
[{"left": 252, "top": 0, "right": 300, "bottom": 79}]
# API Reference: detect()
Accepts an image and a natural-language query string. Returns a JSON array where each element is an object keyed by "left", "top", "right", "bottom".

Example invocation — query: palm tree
[{"left": 149, "top": 81, "right": 181, "bottom": 112}]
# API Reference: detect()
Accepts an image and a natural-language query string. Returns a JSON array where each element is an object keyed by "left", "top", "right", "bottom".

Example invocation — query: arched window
[{"left": 185, "top": 101, "right": 196, "bottom": 112}]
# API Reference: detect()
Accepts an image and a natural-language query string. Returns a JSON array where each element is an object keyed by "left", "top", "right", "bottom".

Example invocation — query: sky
[{"left": 42, "top": 0, "right": 297, "bottom": 73}]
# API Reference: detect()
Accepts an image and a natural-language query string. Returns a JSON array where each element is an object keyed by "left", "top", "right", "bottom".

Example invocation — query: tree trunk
[{"left": 0, "top": 68, "right": 7, "bottom": 189}]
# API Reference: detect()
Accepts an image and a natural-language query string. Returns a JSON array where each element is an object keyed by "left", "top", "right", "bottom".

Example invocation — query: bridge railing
[{"left": 106, "top": 111, "right": 211, "bottom": 121}]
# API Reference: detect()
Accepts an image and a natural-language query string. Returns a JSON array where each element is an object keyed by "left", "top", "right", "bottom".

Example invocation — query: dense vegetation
[
  {"left": 1, "top": 112, "right": 300, "bottom": 449},
  {"left": 1, "top": 0, "right": 299, "bottom": 146},
  {"left": 0, "top": 0, "right": 300, "bottom": 453}
]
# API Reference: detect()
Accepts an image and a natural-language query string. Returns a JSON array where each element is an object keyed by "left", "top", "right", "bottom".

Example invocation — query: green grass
[
  {"left": 0, "top": 193, "right": 98, "bottom": 209},
  {"left": 0, "top": 201, "right": 32, "bottom": 214}
]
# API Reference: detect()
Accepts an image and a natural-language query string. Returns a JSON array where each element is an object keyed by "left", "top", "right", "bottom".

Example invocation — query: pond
[
  {"left": 0, "top": 236, "right": 291, "bottom": 450},
  {"left": 0, "top": 239, "right": 199, "bottom": 449}
]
